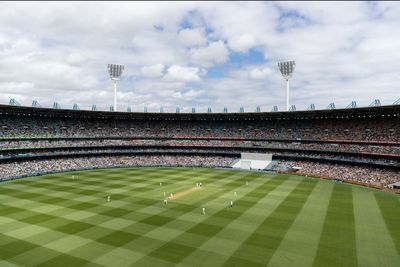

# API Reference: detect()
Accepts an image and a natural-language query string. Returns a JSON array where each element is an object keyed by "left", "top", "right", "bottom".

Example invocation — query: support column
[
  {"left": 286, "top": 79, "right": 290, "bottom": 111},
  {"left": 114, "top": 80, "right": 117, "bottom": 112}
]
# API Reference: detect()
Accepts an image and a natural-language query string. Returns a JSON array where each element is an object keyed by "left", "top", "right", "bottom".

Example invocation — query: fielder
[
  {"left": 230, "top": 201, "right": 233, "bottom": 208},
  {"left": 164, "top": 199, "right": 168, "bottom": 204},
  {"left": 202, "top": 207, "right": 205, "bottom": 215},
  {"left": 107, "top": 195, "right": 110, "bottom": 202}
]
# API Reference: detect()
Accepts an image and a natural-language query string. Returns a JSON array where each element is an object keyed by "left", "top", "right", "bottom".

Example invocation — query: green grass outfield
[{"left": 0, "top": 167, "right": 399, "bottom": 267}]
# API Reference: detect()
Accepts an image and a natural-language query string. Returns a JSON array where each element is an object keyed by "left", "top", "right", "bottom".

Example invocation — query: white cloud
[
  {"left": 0, "top": 82, "right": 35, "bottom": 94},
  {"left": 178, "top": 28, "right": 207, "bottom": 47},
  {"left": 172, "top": 89, "right": 203, "bottom": 100},
  {"left": 164, "top": 65, "right": 202, "bottom": 82},
  {"left": 248, "top": 67, "right": 273, "bottom": 80},
  {"left": 141, "top": 64, "right": 165, "bottom": 78},
  {"left": 228, "top": 34, "right": 256, "bottom": 52},
  {"left": 190, "top": 41, "right": 229, "bottom": 67},
  {"left": 0, "top": 2, "right": 399, "bottom": 111}
]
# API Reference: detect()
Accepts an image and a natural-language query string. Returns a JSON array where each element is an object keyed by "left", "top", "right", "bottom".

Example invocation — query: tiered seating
[{"left": 0, "top": 104, "right": 398, "bottom": 188}]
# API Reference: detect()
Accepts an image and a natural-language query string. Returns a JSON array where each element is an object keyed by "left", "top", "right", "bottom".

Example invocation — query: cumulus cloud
[
  {"left": 190, "top": 41, "right": 229, "bottom": 67},
  {"left": 172, "top": 89, "right": 203, "bottom": 100},
  {"left": 141, "top": 64, "right": 165, "bottom": 78},
  {"left": 164, "top": 65, "right": 203, "bottom": 82},
  {"left": 0, "top": 2, "right": 399, "bottom": 111},
  {"left": 0, "top": 81, "right": 34, "bottom": 90},
  {"left": 178, "top": 28, "right": 207, "bottom": 47},
  {"left": 228, "top": 34, "right": 256, "bottom": 52},
  {"left": 248, "top": 67, "right": 273, "bottom": 80}
]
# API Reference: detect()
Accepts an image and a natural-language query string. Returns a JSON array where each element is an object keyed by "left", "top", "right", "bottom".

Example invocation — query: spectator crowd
[
  {"left": 1, "top": 115, "right": 398, "bottom": 142},
  {"left": 1, "top": 138, "right": 399, "bottom": 156},
  {"left": 277, "top": 160, "right": 399, "bottom": 188},
  {"left": 1, "top": 147, "right": 398, "bottom": 167},
  {"left": 0, "top": 109, "right": 398, "bottom": 189}
]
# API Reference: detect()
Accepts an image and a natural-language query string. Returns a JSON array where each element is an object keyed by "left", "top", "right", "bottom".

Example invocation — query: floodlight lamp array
[
  {"left": 278, "top": 61, "right": 295, "bottom": 80},
  {"left": 108, "top": 64, "right": 124, "bottom": 80}
]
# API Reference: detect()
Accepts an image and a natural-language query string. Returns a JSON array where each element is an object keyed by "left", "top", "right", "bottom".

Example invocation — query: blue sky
[{"left": 0, "top": 1, "right": 399, "bottom": 112}]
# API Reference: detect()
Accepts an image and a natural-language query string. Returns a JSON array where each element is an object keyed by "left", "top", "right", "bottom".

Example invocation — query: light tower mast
[
  {"left": 278, "top": 61, "right": 296, "bottom": 111},
  {"left": 107, "top": 64, "right": 124, "bottom": 112}
]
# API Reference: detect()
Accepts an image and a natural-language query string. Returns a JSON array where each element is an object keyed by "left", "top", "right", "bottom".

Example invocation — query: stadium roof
[{"left": 0, "top": 104, "right": 399, "bottom": 121}]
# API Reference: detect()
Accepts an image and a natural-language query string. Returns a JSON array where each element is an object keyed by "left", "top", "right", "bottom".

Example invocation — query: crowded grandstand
[{"left": 0, "top": 103, "right": 399, "bottom": 190}]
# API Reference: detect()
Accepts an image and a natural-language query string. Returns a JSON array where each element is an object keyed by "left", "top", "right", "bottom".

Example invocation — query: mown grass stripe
[
  {"left": 5, "top": 169, "right": 185, "bottom": 192},
  {"left": 71, "top": 172, "right": 263, "bottom": 265},
  {"left": 114, "top": 172, "right": 262, "bottom": 242},
  {"left": 354, "top": 190, "right": 400, "bottom": 267},
  {"left": 1, "top": 170, "right": 242, "bottom": 262},
  {"left": 133, "top": 174, "right": 289, "bottom": 266},
  {"left": 268, "top": 181, "right": 333, "bottom": 267},
  {"left": 1, "top": 169, "right": 238, "bottom": 264},
  {"left": 176, "top": 176, "right": 303, "bottom": 267},
  {"left": 221, "top": 178, "right": 316, "bottom": 267},
  {"left": 0, "top": 233, "right": 65, "bottom": 266},
  {"left": 1, "top": 168, "right": 397, "bottom": 267},
  {"left": 0, "top": 169, "right": 209, "bottom": 221},
  {"left": 312, "top": 184, "right": 357, "bottom": 267},
  {"left": 374, "top": 192, "right": 400, "bottom": 256}
]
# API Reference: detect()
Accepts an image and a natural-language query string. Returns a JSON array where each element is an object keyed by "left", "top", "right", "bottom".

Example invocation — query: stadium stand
[{"left": 0, "top": 104, "right": 399, "bottom": 190}]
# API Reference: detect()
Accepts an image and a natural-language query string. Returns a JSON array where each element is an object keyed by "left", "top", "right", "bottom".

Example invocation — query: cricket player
[
  {"left": 202, "top": 207, "right": 205, "bottom": 215},
  {"left": 107, "top": 195, "right": 110, "bottom": 202},
  {"left": 230, "top": 201, "right": 233, "bottom": 208},
  {"left": 234, "top": 191, "right": 237, "bottom": 197},
  {"left": 164, "top": 199, "right": 168, "bottom": 204}
]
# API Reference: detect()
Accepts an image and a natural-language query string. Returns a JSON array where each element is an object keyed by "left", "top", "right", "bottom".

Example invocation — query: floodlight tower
[
  {"left": 278, "top": 61, "right": 296, "bottom": 111},
  {"left": 107, "top": 64, "right": 124, "bottom": 112}
]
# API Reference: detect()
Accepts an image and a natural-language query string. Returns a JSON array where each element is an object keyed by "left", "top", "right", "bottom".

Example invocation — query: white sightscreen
[
  {"left": 240, "top": 160, "right": 251, "bottom": 170},
  {"left": 241, "top": 153, "right": 272, "bottom": 161}
]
